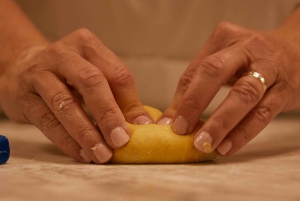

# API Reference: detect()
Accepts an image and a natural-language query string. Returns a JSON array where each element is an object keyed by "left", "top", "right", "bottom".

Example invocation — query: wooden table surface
[{"left": 1, "top": 115, "right": 300, "bottom": 201}]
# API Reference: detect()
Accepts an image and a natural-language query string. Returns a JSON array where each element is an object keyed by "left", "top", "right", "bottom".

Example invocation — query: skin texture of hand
[
  {"left": 0, "top": 29, "right": 154, "bottom": 164},
  {"left": 158, "top": 9, "right": 300, "bottom": 156},
  {"left": 0, "top": 1, "right": 153, "bottom": 164}
]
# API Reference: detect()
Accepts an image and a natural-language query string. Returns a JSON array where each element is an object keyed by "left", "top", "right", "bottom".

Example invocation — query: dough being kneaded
[{"left": 111, "top": 106, "right": 217, "bottom": 164}]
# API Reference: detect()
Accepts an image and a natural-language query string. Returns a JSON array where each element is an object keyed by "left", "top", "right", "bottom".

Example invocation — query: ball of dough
[{"left": 111, "top": 106, "right": 217, "bottom": 164}]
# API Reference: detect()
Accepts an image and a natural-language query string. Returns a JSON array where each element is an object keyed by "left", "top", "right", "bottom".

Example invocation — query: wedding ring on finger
[{"left": 243, "top": 71, "right": 267, "bottom": 92}]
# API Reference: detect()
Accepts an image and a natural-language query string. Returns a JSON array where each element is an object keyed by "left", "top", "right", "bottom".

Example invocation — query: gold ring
[{"left": 243, "top": 71, "right": 267, "bottom": 92}]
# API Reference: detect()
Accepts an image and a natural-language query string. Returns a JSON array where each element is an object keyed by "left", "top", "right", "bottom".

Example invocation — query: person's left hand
[{"left": 157, "top": 21, "right": 300, "bottom": 156}]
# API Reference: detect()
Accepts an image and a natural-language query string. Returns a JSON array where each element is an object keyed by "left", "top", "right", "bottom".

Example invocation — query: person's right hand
[{"left": 0, "top": 28, "right": 153, "bottom": 164}]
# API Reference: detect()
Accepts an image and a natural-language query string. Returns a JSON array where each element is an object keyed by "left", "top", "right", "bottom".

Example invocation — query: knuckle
[
  {"left": 66, "top": 28, "right": 100, "bottom": 55},
  {"left": 51, "top": 91, "right": 77, "bottom": 114},
  {"left": 77, "top": 67, "right": 105, "bottom": 90},
  {"left": 41, "top": 113, "right": 60, "bottom": 130},
  {"left": 19, "top": 63, "right": 45, "bottom": 87},
  {"left": 18, "top": 95, "right": 33, "bottom": 123},
  {"left": 98, "top": 107, "right": 119, "bottom": 124},
  {"left": 216, "top": 21, "right": 232, "bottom": 32},
  {"left": 181, "top": 95, "right": 200, "bottom": 111},
  {"left": 243, "top": 33, "right": 267, "bottom": 55},
  {"left": 178, "top": 72, "right": 194, "bottom": 92},
  {"left": 74, "top": 28, "right": 97, "bottom": 44},
  {"left": 26, "top": 64, "right": 42, "bottom": 77},
  {"left": 272, "top": 82, "right": 290, "bottom": 111},
  {"left": 60, "top": 135, "right": 75, "bottom": 150},
  {"left": 121, "top": 101, "right": 143, "bottom": 116},
  {"left": 247, "top": 33, "right": 265, "bottom": 45},
  {"left": 110, "top": 65, "right": 134, "bottom": 88},
  {"left": 231, "top": 80, "right": 261, "bottom": 104},
  {"left": 251, "top": 106, "right": 272, "bottom": 125},
  {"left": 211, "top": 116, "right": 228, "bottom": 130},
  {"left": 76, "top": 126, "right": 95, "bottom": 142},
  {"left": 45, "top": 43, "right": 66, "bottom": 58},
  {"left": 15, "top": 81, "right": 28, "bottom": 101},
  {"left": 235, "top": 126, "right": 250, "bottom": 144},
  {"left": 25, "top": 70, "right": 49, "bottom": 91},
  {"left": 199, "top": 56, "right": 225, "bottom": 78},
  {"left": 212, "top": 21, "right": 234, "bottom": 38}
]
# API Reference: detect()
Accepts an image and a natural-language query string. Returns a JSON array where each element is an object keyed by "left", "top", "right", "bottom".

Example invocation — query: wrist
[
  {"left": 0, "top": 45, "right": 47, "bottom": 111},
  {"left": 0, "top": 0, "right": 49, "bottom": 74},
  {"left": 271, "top": 8, "right": 300, "bottom": 44},
  {"left": 13, "top": 45, "right": 47, "bottom": 67},
  {"left": 0, "top": 44, "right": 48, "bottom": 76}
]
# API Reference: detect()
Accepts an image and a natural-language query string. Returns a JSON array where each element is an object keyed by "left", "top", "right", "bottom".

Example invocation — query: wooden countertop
[{"left": 1, "top": 116, "right": 300, "bottom": 201}]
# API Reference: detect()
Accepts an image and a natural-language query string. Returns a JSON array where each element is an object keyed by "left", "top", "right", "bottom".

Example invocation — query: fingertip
[
  {"left": 110, "top": 127, "right": 130, "bottom": 148},
  {"left": 156, "top": 106, "right": 176, "bottom": 125},
  {"left": 172, "top": 115, "right": 189, "bottom": 135},
  {"left": 157, "top": 117, "right": 173, "bottom": 125},
  {"left": 79, "top": 149, "right": 92, "bottom": 163},
  {"left": 217, "top": 139, "right": 233, "bottom": 156},
  {"left": 193, "top": 131, "right": 214, "bottom": 153},
  {"left": 124, "top": 105, "right": 155, "bottom": 125},
  {"left": 133, "top": 115, "right": 153, "bottom": 125},
  {"left": 91, "top": 143, "right": 113, "bottom": 164}
]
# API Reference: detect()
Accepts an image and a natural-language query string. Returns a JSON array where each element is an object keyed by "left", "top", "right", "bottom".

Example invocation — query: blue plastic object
[{"left": 0, "top": 135, "right": 10, "bottom": 164}]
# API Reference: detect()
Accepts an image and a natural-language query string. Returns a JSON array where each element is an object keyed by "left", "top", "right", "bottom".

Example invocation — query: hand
[
  {"left": 158, "top": 20, "right": 300, "bottom": 156},
  {"left": 0, "top": 28, "right": 153, "bottom": 163}
]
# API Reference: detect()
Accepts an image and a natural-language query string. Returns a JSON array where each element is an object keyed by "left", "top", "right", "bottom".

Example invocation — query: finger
[
  {"left": 216, "top": 82, "right": 288, "bottom": 156},
  {"left": 157, "top": 53, "right": 209, "bottom": 125},
  {"left": 41, "top": 46, "right": 131, "bottom": 149},
  {"left": 62, "top": 29, "right": 153, "bottom": 124},
  {"left": 171, "top": 47, "right": 249, "bottom": 134},
  {"left": 31, "top": 72, "right": 113, "bottom": 163},
  {"left": 85, "top": 41, "right": 153, "bottom": 124},
  {"left": 20, "top": 92, "right": 92, "bottom": 163},
  {"left": 158, "top": 22, "right": 247, "bottom": 125},
  {"left": 193, "top": 63, "right": 277, "bottom": 153}
]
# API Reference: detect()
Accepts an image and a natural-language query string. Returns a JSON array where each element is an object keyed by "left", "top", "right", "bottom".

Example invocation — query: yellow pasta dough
[{"left": 111, "top": 106, "right": 217, "bottom": 163}]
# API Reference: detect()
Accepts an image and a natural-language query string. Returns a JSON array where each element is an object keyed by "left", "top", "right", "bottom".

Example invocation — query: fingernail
[
  {"left": 217, "top": 139, "right": 232, "bottom": 155},
  {"left": 172, "top": 115, "right": 189, "bottom": 134},
  {"left": 79, "top": 149, "right": 92, "bottom": 163},
  {"left": 92, "top": 143, "right": 113, "bottom": 163},
  {"left": 111, "top": 127, "right": 130, "bottom": 147},
  {"left": 157, "top": 117, "right": 173, "bottom": 125},
  {"left": 194, "top": 131, "right": 213, "bottom": 153},
  {"left": 134, "top": 115, "right": 153, "bottom": 125}
]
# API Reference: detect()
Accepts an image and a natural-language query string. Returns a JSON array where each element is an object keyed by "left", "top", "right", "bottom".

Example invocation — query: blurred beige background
[{"left": 14, "top": 0, "right": 300, "bottom": 114}]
